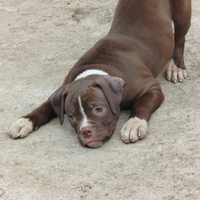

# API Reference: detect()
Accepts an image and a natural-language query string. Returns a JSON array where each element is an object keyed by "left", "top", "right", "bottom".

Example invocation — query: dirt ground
[{"left": 1, "top": 0, "right": 200, "bottom": 199}]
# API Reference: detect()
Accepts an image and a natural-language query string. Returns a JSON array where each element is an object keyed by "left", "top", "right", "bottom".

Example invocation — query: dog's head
[{"left": 49, "top": 75, "right": 125, "bottom": 148}]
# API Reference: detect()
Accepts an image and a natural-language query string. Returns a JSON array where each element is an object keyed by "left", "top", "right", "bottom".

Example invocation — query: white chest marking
[{"left": 75, "top": 69, "right": 108, "bottom": 81}]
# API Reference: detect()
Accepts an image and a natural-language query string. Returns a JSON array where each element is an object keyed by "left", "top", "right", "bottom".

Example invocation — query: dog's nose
[{"left": 81, "top": 126, "right": 93, "bottom": 138}]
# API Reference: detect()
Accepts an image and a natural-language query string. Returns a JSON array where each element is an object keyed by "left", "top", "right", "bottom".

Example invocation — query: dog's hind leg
[{"left": 166, "top": 0, "right": 191, "bottom": 83}]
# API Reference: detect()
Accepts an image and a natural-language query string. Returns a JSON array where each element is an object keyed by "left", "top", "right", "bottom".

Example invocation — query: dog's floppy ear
[
  {"left": 49, "top": 85, "right": 69, "bottom": 125},
  {"left": 93, "top": 76, "right": 125, "bottom": 114}
]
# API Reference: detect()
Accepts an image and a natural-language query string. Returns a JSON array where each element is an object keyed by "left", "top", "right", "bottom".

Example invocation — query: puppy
[{"left": 9, "top": 0, "right": 191, "bottom": 147}]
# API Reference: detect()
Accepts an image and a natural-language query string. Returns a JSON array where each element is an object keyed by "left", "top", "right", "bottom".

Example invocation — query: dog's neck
[{"left": 75, "top": 69, "right": 109, "bottom": 81}]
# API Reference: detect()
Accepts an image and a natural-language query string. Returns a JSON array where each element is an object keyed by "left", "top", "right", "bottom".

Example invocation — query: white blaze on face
[{"left": 78, "top": 96, "right": 89, "bottom": 129}]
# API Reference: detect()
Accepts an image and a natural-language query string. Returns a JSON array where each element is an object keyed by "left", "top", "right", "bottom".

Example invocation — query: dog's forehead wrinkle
[
  {"left": 66, "top": 94, "right": 78, "bottom": 110},
  {"left": 84, "top": 86, "right": 107, "bottom": 101}
]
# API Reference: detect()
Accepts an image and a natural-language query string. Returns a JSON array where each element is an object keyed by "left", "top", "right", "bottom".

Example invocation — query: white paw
[
  {"left": 166, "top": 60, "right": 187, "bottom": 83},
  {"left": 8, "top": 118, "right": 33, "bottom": 139},
  {"left": 121, "top": 117, "right": 147, "bottom": 144}
]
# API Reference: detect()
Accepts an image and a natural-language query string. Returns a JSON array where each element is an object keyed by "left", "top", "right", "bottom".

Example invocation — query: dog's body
[{"left": 9, "top": 0, "right": 191, "bottom": 147}]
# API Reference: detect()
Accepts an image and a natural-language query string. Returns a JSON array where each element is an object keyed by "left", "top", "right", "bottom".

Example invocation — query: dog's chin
[
  {"left": 86, "top": 141, "right": 103, "bottom": 148},
  {"left": 78, "top": 139, "right": 104, "bottom": 148}
]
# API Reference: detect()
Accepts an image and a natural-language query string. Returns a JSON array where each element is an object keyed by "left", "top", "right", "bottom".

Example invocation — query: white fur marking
[
  {"left": 78, "top": 96, "right": 89, "bottom": 129},
  {"left": 8, "top": 118, "right": 33, "bottom": 139},
  {"left": 121, "top": 117, "right": 148, "bottom": 144},
  {"left": 166, "top": 59, "right": 187, "bottom": 83},
  {"left": 75, "top": 69, "right": 108, "bottom": 81}
]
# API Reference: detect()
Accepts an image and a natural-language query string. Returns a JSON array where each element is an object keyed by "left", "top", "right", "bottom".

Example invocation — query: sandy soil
[{"left": 1, "top": 0, "right": 200, "bottom": 199}]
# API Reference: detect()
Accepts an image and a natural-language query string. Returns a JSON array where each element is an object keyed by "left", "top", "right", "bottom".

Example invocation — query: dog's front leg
[
  {"left": 8, "top": 100, "right": 57, "bottom": 139},
  {"left": 121, "top": 86, "right": 164, "bottom": 144}
]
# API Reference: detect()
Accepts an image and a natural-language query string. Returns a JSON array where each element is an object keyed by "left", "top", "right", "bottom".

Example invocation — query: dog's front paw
[
  {"left": 8, "top": 118, "right": 33, "bottom": 139},
  {"left": 121, "top": 117, "right": 147, "bottom": 144}
]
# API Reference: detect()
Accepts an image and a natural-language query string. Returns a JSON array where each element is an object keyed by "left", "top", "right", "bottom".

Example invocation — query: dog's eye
[
  {"left": 93, "top": 106, "right": 107, "bottom": 117},
  {"left": 91, "top": 104, "right": 107, "bottom": 117},
  {"left": 68, "top": 114, "right": 74, "bottom": 120},
  {"left": 95, "top": 107, "right": 103, "bottom": 113}
]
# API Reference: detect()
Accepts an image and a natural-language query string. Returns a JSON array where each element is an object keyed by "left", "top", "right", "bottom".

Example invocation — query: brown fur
[{"left": 10, "top": 0, "right": 191, "bottom": 147}]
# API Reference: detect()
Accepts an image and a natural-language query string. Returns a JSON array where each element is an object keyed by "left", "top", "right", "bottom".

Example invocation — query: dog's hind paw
[
  {"left": 8, "top": 118, "right": 33, "bottom": 139},
  {"left": 166, "top": 60, "right": 187, "bottom": 83},
  {"left": 121, "top": 117, "right": 147, "bottom": 144}
]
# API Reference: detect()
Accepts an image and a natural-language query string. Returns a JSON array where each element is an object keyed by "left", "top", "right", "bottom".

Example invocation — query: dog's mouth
[{"left": 79, "top": 131, "right": 114, "bottom": 148}]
